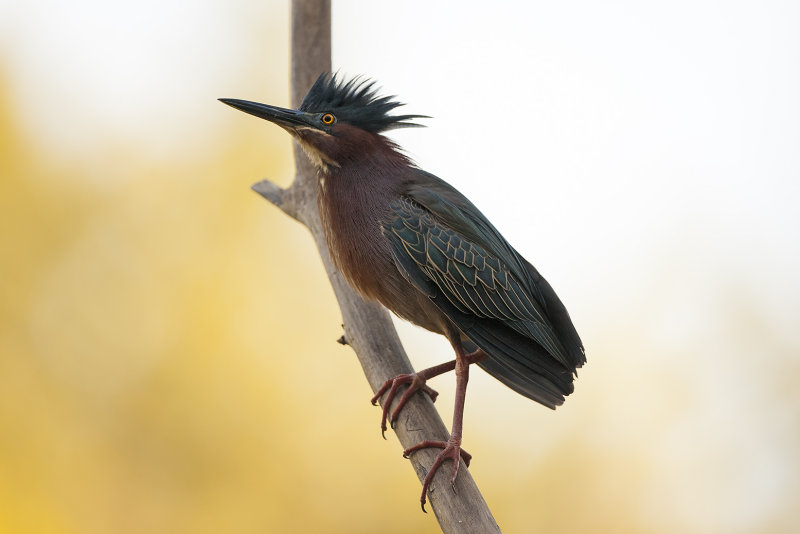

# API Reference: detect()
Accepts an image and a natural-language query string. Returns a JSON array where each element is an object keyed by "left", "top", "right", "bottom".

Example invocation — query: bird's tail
[{"left": 461, "top": 326, "right": 575, "bottom": 409}]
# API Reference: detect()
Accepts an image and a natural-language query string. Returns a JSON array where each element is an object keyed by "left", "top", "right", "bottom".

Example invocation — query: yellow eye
[{"left": 321, "top": 113, "right": 335, "bottom": 125}]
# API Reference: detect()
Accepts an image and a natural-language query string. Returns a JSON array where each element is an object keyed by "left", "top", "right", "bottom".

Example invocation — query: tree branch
[{"left": 252, "top": 1, "right": 500, "bottom": 531}]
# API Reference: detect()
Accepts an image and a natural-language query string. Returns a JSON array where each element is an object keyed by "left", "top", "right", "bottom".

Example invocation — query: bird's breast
[
  {"left": 316, "top": 172, "right": 447, "bottom": 335},
  {"left": 318, "top": 184, "right": 394, "bottom": 301}
]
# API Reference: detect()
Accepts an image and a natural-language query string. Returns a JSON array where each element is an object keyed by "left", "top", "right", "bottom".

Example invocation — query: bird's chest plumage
[
  {"left": 316, "top": 167, "right": 448, "bottom": 335},
  {"left": 317, "top": 170, "right": 398, "bottom": 301}
]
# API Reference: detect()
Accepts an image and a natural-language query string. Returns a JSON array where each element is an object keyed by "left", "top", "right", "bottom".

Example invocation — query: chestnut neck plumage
[{"left": 310, "top": 129, "right": 413, "bottom": 301}]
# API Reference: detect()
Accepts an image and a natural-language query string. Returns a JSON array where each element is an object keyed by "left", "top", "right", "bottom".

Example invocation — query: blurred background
[{"left": 1, "top": 1, "right": 798, "bottom": 532}]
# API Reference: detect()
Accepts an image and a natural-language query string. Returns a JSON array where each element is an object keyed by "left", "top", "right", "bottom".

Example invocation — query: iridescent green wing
[{"left": 384, "top": 194, "right": 573, "bottom": 369}]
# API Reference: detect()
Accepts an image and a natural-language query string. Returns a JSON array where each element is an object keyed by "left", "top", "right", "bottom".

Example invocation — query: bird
[{"left": 220, "top": 73, "right": 585, "bottom": 511}]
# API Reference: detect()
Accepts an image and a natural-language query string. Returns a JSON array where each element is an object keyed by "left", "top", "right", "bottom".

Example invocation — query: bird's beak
[{"left": 219, "top": 98, "right": 314, "bottom": 131}]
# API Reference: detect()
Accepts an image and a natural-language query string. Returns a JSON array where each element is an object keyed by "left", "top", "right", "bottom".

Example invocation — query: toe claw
[
  {"left": 406, "top": 438, "right": 469, "bottom": 512},
  {"left": 371, "top": 373, "right": 440, "bottom": 438}
]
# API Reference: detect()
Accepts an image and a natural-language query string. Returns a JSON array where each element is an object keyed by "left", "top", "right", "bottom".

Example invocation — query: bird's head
[{"left": 220, "top": 73, "right": 426, "bottom": 171}]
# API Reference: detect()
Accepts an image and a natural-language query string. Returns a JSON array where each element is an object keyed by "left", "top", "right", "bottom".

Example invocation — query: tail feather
[
  {"left": 433, "top": 297, "right": 576, "bottom": 409},
  {"left": 463, "top": 322, "right": 574, "bottom": 409}
]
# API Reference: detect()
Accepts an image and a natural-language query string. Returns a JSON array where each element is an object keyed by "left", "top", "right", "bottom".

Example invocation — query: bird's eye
[{"left": 321, "top": 113, "right": 336, "bottom": 125}]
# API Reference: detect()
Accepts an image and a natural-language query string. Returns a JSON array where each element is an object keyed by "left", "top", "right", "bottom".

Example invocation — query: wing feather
[
  {"left": 381, "top": 172, "right": 585, "bottom": 406},
  {"left": 384, "top": 196, "right": 575, "bottom": 369}
]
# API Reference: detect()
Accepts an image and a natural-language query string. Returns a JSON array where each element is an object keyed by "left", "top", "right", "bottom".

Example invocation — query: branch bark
[{"left": 252, "top": 1, "right": 500, "bottom": 531}]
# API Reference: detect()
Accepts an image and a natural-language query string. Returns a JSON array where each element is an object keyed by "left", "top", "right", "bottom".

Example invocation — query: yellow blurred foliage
[
  {"left": 0, "top": 74, "right": 438, "bottom": 533},
  {"left": 1, "top": 59, "right": 797, "bottom": 533}
]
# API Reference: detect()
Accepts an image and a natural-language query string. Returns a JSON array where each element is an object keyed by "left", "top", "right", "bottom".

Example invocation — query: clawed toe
[
  {"left": 403, "top": 438, "right": 471, "bottom": 512},
  {"left": 371, "top": 373, "right": 438, "bottom": 438}
]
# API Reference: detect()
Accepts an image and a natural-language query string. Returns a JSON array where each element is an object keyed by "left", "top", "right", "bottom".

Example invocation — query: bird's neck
[
  {"left": 316, "top": 144, "right": 411, "bottom": 297},
  {"left": 316, "top": 142, "right": 411, "bottom": 214}
]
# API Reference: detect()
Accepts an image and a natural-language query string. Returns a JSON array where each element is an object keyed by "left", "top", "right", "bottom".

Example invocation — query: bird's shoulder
[
  {"left": 396, "top": 169, "right": 536, "bottom": 293},
  {"left": 384, "top": 176, "right": 527, "bottom": 308}
]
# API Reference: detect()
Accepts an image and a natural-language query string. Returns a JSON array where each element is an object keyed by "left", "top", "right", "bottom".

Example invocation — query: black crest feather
[{"left": 299, "top": 73, "right": 427, "bottom": 133}]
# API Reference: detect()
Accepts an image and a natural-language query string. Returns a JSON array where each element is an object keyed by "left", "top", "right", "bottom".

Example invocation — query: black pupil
[{"left": 323, "top": 114, "right": 332, "bottom": 123}]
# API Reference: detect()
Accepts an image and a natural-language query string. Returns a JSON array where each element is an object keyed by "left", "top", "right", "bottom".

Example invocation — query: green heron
[{"left": 220, "top": 73, "right": 585, "bottom": 511}]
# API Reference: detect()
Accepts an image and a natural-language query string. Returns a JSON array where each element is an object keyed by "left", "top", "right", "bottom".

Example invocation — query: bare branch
[
  {"left": 249, "top": 1, "right": 501, "bottom": 531},
  {"left": 251, "top": 180, "right": 285, "bottom": 208}
]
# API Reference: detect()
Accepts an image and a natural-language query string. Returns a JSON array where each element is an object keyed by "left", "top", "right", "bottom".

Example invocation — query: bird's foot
[
  {"left": 403, "top": 438, "right": 472, "bottom": 512},
  {"left": 371, "top": 373, "right": 439, "bottom": 438}
]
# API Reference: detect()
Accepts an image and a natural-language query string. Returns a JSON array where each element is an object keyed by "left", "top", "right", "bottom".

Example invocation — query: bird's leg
[
  {"left": 403, "top": 345, "right": 486, "bottom": 512},
  {"left": 371, "top": 349, "right": 487, "bottom": 438}
]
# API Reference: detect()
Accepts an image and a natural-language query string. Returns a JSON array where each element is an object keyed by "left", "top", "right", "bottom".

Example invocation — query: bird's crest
[{"left": 299, "top": 73, "right": 427, "bottom": 133}]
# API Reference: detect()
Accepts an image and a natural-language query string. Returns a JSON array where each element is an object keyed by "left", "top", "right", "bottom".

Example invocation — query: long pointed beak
[{"left": 218, "top": 98, "right": 313, "bottom": 130}]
